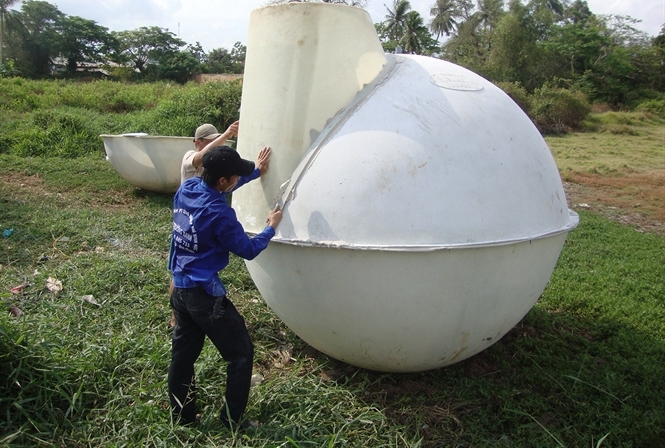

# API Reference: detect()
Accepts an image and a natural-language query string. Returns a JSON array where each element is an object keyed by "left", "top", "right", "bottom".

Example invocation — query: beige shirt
[{"left": 180, "top": 150, "right": 203, "bottom": 184}]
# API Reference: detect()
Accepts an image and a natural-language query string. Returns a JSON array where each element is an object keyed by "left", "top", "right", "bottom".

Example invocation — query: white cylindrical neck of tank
[{"left": 233, "top": 3, "right": 387, "bottom": 232}]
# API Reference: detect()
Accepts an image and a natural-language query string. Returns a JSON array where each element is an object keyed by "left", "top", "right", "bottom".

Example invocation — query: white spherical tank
[{"left": 233, "top": 3, "right": 578, "bottom": 372}]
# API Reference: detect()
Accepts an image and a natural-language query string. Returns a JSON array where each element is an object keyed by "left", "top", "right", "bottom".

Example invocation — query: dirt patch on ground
[
  {"left": 563, "top": 170, "right": 665, "bottom": 234},
  {"left": 2, "top": 173, "right": 55, "bottom": 198},
  {"left": 1, "top": 171, "right": 139, "bottom": 211}
]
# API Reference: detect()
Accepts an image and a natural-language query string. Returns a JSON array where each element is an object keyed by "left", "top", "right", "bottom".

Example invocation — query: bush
[
  {"left": 0, "top": 78, "right": 177, "bottom": 114},
  {"left": 530, "top": 85, "right": 591, "bottom": 134},
  {"left": 0, "top": 78, "right": 55, "bottom": 112},
  {"left": 54, "top": 81, "right": 174, "bottom": 114},
  {"left": 131, "top": 80, "right": 242, "bottom": 137},
  {"left": 636, "top": 97, "right": 665, "bottom": 119},
  {"left": 0, "top": 78, "right": 242, "bottom": 157},
  {"left": 0, "top": 61, "right": 21, "bottom": 77},
  {"left": 496, "top": 81, "right": 531, "bottom": 115},
  {"left": 12, "top": 109, "right": 104, "bottom": 157},
  {"left": 0, "top": 108, "right": 131, "bottom": 158},
  {"left": 104, "top": 65, "right": 136, "bottom": 82}
]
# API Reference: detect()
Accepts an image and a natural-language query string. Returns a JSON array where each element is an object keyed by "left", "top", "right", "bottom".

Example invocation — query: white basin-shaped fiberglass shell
[
  {"left": 101, "top": 134, "right": 193, "bottom": 193},
  {"left": 233, "top": 3, "right": 578, "bottom": 372}
]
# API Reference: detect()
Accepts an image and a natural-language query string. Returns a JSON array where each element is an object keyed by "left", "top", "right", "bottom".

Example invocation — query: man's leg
[
  {"left": 191, "top": 295, "right": 254, "bottom": 427},
  {"left": 169, "top": 278, "right": 175, "bottom": 327},
  {"left": 168, "top": 288, "right": 206, "bottom": 424}
]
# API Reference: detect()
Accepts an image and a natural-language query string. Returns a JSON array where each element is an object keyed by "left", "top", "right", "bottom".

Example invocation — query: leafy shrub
[
  {"left": 0, "top": 78, "right": 53, "bottom": 111},
  {"left": 54, "top": 81, "right": 174, "bottom": 114},
  {"left": 636, "top": 97, "right": 665, "bottom": 119},
  {"left": 104, "top": 65, "right": 136, "bottom": 82},
  {"left": 131, "top": 80, "right": 242, "bottom": 136},
  {"left": 530, "top": 85, "right": 591, "bottom": 134},
  {"left": 496, "top": 81, "right": 531, "bottom": 115},
  {"left": 0, "top": 78, "right": 242, "bottom": 157},
  {"left": 623, "top": 88, "right": 663, "bottom": 109},
  {"left": 1, "top": 109, "right": 107, "bottom": 157},
  {"left": 157, "top": 51, "right": 201, "bottom": 84},
  {"left": 0, "top": 78, "right": 177, "bottom": 114},
  {"left": 0, "top": 61, "right": 21, "bottom": 77}
]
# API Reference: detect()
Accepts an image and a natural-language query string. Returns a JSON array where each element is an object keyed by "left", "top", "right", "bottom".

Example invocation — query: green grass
[
  {"left": 0, "top": 78, "right": 176, "bottom": 114},
  {"left": 0, "top": 79, "right": 664, "bottom": 446},
  {"left": 546, "top": 113, "right": 665, "bottom": 177},
  {"left": 1, "top": 151, "right": 664, "bottom": 447},
  {"left": 0, "top": 78, "right": 242, "bottom": 158}
]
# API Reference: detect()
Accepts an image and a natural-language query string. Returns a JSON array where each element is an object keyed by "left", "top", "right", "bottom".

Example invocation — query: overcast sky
[{"left": 11, "top": 0, "right": 665, "bottom": 52}]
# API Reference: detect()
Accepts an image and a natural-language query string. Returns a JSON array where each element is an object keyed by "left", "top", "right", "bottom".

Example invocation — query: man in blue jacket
[{"left": 168, "top": 145, "right": 282, "bottom": 429}]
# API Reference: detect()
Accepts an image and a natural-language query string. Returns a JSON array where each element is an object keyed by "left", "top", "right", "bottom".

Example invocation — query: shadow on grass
[
  {"left": 285, "top": 211, "right": 665, "bottom": 446},
  {"left": 291, "top": 305, "right": 665, "bottom": 447},
  {"left": 131, "top": 188, "right": 174, "bottom": 208}
]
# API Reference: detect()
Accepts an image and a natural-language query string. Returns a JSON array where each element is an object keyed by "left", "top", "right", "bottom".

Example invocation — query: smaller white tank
[{"left": 101, "top": 134, "right": 193, "bottom": 193}]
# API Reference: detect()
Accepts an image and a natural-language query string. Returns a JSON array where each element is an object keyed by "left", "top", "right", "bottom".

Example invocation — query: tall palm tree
[
  {"left": 474, "top": 0, "right": 504, "bottom": 31},
  {"left": 383, "top": 0, "right": 411, "bottom": 41},
  {"left": 430, "top": 0, "right": 459, "bottom": 39},
  {"left": 545, "top": 0, "right": 564, "bottom": 15},
  {"left": 0, "top": 0, "right": 20, "bottom": 65},
  {"left": 454, "top": 0, "right": 475, "bottom": 20},
  {"left": 399, "top": 10, "right": 428, "bottom": 54},
  {"left": 565, "top": 0, "right": 592, "bottom": 25}
]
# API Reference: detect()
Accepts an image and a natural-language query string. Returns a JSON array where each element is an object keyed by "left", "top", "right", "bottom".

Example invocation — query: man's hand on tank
[
  {"left": 266, "top": 206, "right": 282, "bottom": 229},
  {"left": 257, "top": 146, "right": 271, "bottom": 176}
]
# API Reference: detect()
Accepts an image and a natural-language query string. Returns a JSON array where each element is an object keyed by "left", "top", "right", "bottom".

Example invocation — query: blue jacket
[{"left": 169, "top": 170, "right": 275, "bottom": 297}]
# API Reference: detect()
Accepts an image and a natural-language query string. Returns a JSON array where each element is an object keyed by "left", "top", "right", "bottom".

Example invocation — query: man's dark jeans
[{"left": 168, "top": 286, "right": 254, "bottom": 426}]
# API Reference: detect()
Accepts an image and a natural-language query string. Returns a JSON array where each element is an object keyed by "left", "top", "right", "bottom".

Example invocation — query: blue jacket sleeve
[
  {"left": 232, "top": 168, "right": 260, "bottom": 192},
  {"left": 215, "top": 206, "right": 275, "bottom": 260}
]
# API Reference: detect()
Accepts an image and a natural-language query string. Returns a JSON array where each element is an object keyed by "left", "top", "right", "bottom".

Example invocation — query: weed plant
[
  {"left": 637, "top": 96, "right": 665, "bottom": 119},
  {"left": 493, "top": 82, "right": 591, "bottom": 134},
  {"left": 0, "top": 78, "right": 175, "bottom": 114},
  {"left": 547, "top": 115, "right": 665, "bottom": 177},
  {"left": 0, "top": 78, "right": 242, "bottom": 158}
]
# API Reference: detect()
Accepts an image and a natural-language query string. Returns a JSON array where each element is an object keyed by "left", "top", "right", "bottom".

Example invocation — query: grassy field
[
  {"left": 1, "top": 117, "right": 664, "bottom": 447},
  {"left": 547, "top": 111, "right": 665, "bottom": 226}
]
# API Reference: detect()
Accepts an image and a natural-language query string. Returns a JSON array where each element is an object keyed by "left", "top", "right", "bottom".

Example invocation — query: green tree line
[
  {"left": 1, "top": 0, "right": 664, "bottom": 115},
  {"left": 0, "top": 0, "right": 246, "bottom": 82},
  {"left": 377, "top": 0, "right": 664, "bottom": 108}
]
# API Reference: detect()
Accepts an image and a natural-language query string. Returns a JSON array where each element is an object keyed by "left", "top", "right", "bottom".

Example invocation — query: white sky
[{"left": 11, "top": 0, "right": 665, "bottom": 52}]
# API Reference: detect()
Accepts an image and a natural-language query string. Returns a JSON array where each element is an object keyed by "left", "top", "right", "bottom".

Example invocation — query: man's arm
[
  {"left": 216, "top": 207, "right": 282, "bottom": 260},
  {"left": 192, "top": 121, "right": 239, "bottom": 169}
]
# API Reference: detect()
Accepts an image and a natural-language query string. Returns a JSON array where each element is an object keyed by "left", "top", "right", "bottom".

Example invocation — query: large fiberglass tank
[{"left": 232, "top": 3, "right": 578, "bottom": 373}]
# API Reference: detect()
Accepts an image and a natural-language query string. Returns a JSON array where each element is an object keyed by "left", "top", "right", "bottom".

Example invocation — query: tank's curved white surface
[
  {"left": 101, "top": 134, "right": 192, "bottom": 193},
  {"left": 232, "top": 3, "right": 578, "bottom": 372}
]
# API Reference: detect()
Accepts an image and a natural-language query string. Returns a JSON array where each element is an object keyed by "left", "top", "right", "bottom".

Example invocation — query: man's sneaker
[
  {"left": 221, "top": 417, "right": 259, "bottom": 431},
  {"left": 175, "top": 413, "right": 201, "bottom": 426},
  {"left": 239, "top": 419, "right": 259, "bottom": 430}
]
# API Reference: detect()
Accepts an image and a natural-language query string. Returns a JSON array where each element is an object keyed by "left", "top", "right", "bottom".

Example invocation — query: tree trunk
[{"left": 1, "top": 12, "right": 4, "bottom": 65}]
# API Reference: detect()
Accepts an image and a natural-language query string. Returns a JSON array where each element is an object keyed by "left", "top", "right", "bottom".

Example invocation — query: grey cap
[{"left": 194, "top": 123, "right": 221, "bottom": 140}]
